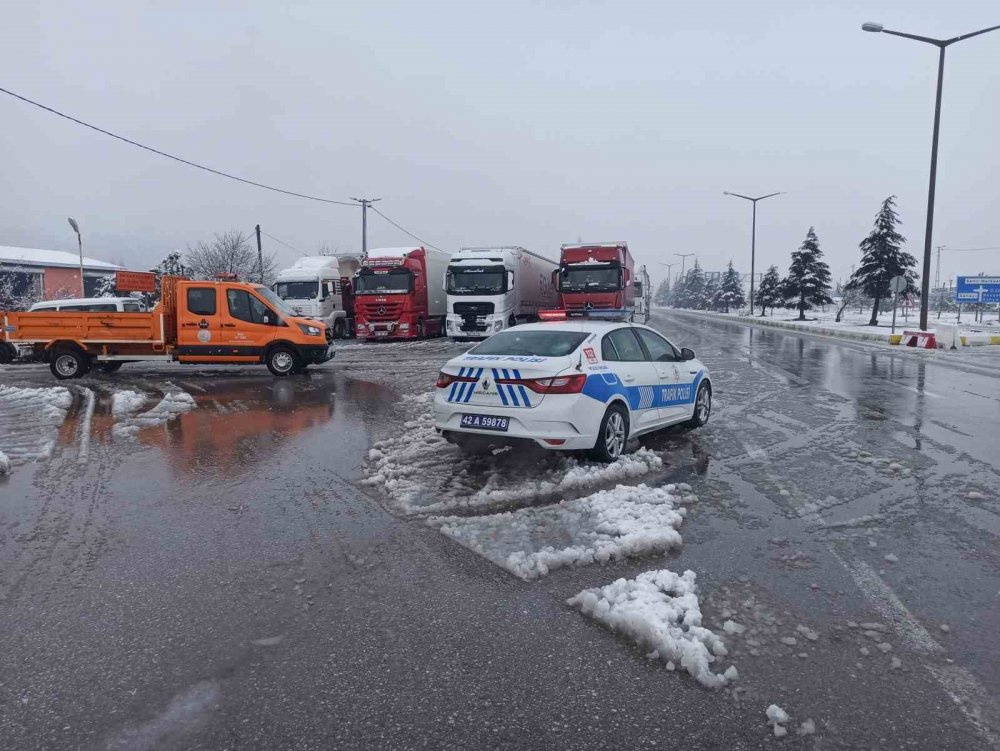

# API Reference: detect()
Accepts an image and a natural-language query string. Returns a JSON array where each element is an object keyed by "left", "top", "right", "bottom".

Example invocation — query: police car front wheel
[
  {"left": 688, "top": 383, "right": 711, "bottom": 427},
  {"left": 590, "top": 404, "right": 629, "bottom": 463}
]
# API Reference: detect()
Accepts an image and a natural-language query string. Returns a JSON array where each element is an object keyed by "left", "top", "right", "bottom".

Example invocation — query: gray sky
[{"left": 2, "top": 1, "right": 998, "bottom": 286}]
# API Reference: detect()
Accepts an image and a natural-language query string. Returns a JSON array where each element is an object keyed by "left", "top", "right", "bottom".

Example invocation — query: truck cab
[
  {"left": 633, "top": 265, "right": 651, "bottom": 323},
  {"left": 555, "top": 242, "right": 635, "bottom": 315},
  {"left": 271, "top": 255, "right": 361, "bottom": 339},
  {"left": 353, "top": 247, "right": 450, "bottom": 340}
]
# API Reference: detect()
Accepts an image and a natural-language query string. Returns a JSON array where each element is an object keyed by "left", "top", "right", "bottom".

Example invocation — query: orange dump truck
[{"left": 0, "top": 276, "right": 333, "bottom": 379}]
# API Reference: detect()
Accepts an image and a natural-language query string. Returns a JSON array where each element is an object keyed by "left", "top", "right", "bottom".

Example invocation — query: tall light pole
[
  {"left": 674, "top": 253, "right": 695, "bottom": 279},
  {"left": 862, "top": 21, "right": 1000, "bottom": 331},
  {"left": 658, "top": 261, "right": 676, "bottom": 282},
  {"left": 67, "top": 217, "right": 84, "bottom": 296},
  {"left": 723, "top": 191, "right": 784, "bottom": 314},
  {"left": 349, "top": 197, "right": 381, "bottom": 256}
]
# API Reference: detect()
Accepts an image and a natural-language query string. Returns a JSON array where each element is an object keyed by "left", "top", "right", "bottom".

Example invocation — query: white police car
[{"left": 433, "top": 312, "right": 711, "bottom": 462}]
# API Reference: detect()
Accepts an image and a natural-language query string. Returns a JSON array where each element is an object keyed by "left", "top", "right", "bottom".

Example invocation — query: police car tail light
[
  {"left": 436, "top": 371, "right": 478, "bottom": 389},
  {"left": 498, "top": 373, "right": 586, "bottom": 394}
]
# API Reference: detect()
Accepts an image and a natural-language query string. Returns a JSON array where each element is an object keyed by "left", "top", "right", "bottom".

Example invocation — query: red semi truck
[
  {"left": 353, "top": 246, "right": 451, "bottom": 340},
  {"left": 555, "top": 242, "right": 635, "bottom": 316}
]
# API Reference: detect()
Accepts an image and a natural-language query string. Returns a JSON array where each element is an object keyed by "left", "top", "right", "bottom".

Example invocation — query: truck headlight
[
  {"left": 494, "top": 320, "right": 504, "bottom": 331},
  {"left": 297, "top": 323, "right": 322, "bottom": 336},
  {"left": 400, "top": 323, "right": 410, "bottom": 331}
]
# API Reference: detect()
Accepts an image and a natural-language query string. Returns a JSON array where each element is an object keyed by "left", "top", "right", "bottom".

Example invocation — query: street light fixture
[
  {"left": 67, "top": 217, "right": 84, "bottom": 296},
  {"left": 862, "top": 20, "right": 1000, "bottom": 331},
  {"left": 723, "top": 191, "right": 784, "bottom": 313},
  {"left": 674, "top": 253, "right": 695, "bottom": 279}
]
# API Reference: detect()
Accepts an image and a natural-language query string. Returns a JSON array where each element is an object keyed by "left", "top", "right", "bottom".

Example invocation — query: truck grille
[
  {"left": 453, "top": 302, "right": 494, "bottom": 316},
  {"left": 358, "top": 301, "right": 404, "bottom": 321}
]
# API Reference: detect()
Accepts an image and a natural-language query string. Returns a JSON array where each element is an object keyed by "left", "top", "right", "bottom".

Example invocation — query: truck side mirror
[{"left": 551, "top": 270, "right": 559, "bottom": 289}]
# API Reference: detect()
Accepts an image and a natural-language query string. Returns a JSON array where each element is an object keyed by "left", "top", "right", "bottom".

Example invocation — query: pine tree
[
  {"left": 703, "top": 277, "right": 720, "bottom": 311},
  {"left": 847, "top": 196, "right": 918, "bottom": 325},
  {"left": 783, "top": 227, "right": 833, "bottom": 320},
  {"left": 653, "top": 277, "right": 671, "bottom": 306},
  {"left": 755, "top": 265, "right": 782, "bottom": 316},
  {"left": 716, "top": 261, "right": 746, "bottom": 313},
  {"left": 678, "top": 261, "right": 706, "bottom": 309}
]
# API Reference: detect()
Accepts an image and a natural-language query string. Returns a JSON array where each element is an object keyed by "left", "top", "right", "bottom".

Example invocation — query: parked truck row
[{"left": 1, "top": 241, "right": 653, "bottom": 378}]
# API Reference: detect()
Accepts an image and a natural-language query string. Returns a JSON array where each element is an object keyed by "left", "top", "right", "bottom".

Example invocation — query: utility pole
[
  {"left": 350, "top": 197, "right": 381, "bottom": 256},
  {"left": 255, "top": 224, "right": 264, "bottom": 284}
]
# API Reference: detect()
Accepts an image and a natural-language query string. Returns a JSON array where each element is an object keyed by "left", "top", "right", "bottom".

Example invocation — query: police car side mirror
[{"left": 681, "top": 347, "right": 696, "bottom": 361}]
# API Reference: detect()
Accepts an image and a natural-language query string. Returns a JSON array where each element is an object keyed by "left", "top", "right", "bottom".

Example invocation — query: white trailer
[
  {"left": 633, "top": 265, "right": 651, "bottom": 323},
  {"left": 445, "top": 246, "right": 559, "bottom": 339},
  {"left": 272, "top": 255, "right": 362, "bottom": 338}
]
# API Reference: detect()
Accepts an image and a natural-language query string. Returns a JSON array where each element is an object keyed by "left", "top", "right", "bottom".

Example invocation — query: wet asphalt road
[{"left": 0, "top": 312, "right": 998, "bottom": 750}]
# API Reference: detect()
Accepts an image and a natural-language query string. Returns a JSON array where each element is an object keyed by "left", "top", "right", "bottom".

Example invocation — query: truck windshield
[
  {"left": 559, "top": 264, "right": 621, "bottom": 292},
  {"left": 470, "top": 330, "right": 589, "bottom": 357},
  {"left": 273, "top": 281, "right": 318, "bottom": 300},
  {"left": 254, "top": 286, "right": 297, "bottom": 317},
  {"left": 446, "top": 266, "right": 506, "bottom": 295},
  {"left": 634, "top": 281, "right": 643, "bottom": 294},
  {"left": 354, "top": 269, "right": 413, "bottom": 295}
]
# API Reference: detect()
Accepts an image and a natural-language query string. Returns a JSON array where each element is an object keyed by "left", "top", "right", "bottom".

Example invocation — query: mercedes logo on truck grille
[{"left": 378, "top": 306, "right": 387, "bottom": 315}]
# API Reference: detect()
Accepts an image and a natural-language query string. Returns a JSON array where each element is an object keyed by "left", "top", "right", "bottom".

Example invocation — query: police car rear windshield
[{"left": 469, "top": 330, "right": 589, "bottom": 357}]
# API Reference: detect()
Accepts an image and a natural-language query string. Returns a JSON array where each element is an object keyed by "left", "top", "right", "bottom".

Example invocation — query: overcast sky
[{"left": 2, "top": 1, "right": 998, "bottom": 286}]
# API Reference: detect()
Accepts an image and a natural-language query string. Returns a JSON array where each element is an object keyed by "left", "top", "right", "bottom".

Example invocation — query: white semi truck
[
  {"left": 633, "top": 264, "right": 651, "bottom": 323},
  {"left": 272, "top": 255, "right": 362, "bottom": 338},
  {"left": 445, "top": 246, "right": 559, "bottom": 339}
]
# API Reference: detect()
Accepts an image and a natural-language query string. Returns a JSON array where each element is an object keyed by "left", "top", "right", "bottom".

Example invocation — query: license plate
[{"left": 460, "top": 414, "right": 509, "bottom": 432}]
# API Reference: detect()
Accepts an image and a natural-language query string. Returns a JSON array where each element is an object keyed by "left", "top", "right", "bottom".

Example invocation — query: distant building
[{"left": 0, "top": 245, "right": 122, "bottom": 300}]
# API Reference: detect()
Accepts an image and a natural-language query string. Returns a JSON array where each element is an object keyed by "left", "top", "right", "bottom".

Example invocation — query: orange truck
[{"left": 0, "top": 276, "right": 334, "bottom": 379}]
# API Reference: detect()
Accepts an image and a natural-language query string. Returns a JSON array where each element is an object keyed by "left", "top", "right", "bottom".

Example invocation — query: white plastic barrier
[{"left": 935, "top": 323, "right": 960, "bottom": 349}]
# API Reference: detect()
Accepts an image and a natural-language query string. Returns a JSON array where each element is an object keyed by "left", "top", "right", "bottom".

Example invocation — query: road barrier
[{"left": 900, "top": 330, "right": 938, "bottom": 349}]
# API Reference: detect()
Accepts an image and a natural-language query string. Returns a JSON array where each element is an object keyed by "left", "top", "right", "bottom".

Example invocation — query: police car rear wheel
[
  {"left": 688, "top": 383, "right": 711, "bottom": 427},
  {"left": 590, "top": 404, "right": 628, "bottom": 463}
]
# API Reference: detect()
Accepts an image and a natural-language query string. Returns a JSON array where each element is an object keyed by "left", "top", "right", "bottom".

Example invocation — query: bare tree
[
  {"left": 0, "top": 269, "right": 42, "bottom": 310},
  {"left": 186, "top": 230, "right": 277, "bottom": 284}
]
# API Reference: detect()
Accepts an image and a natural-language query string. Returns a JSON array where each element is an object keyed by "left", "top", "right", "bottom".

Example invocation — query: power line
[
  {"left": 258, "top": 229, "right": 303, "bottom": 255},
  {"left": 0, "top": 85, "right": 358, "bottom": 207},
  {"left": 370, "top": 206, "right": 446, "bottom": 252},
  {"left": 944, "top": 246, "right": 1000, "bottom": 252}
]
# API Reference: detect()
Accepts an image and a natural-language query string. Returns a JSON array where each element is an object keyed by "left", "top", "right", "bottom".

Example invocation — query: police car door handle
[{"left": 623, "top": 375, "right": 636, "bottom": 383}]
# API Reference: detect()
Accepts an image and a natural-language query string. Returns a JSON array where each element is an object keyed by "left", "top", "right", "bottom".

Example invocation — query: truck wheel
[
  {"left": 588, "top": 403, "right": 629, "bottom": 463},
  {"left": 266, "top": 346, "right": 299, "bottom": 376},
  {"left": 50, "top": 348, "right": 88, "bottom": 380},
  {"left": 508, "top": 315, "right": 516, "bottom": 329},
  {"left": 0, "top": 342, "right": 14, "bottom": 365},
  {"left": 332, "top": 319, "right": 346, "bottom": 339},
  {"left": 687, "top": 383, "right": 711, "bottom": 427}
]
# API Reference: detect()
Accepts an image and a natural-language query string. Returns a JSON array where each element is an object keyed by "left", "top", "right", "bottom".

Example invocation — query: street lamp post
[
  {"left": 674, "top": 253, "right": 695, "bottom": 279},
  {"left": 67, "top": 217, "right": 84, "bottom": 296},
  {"left": 723, "top": 191, "right": 784, "bottom": 314},
  {"left": 862, "top": 21, "right": 1000, "bottom": 331}
]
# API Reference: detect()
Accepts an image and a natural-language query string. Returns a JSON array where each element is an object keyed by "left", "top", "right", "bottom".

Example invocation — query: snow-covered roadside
[
  {"left": 361, "top": 391, "right": 666, "bottom": 515},
  {"left": 567, "top": 569, "right": 735, "bottom": 689},
  {"left": 0, "top": 384, "right": 73, "bottom": 464},
  {"left": 428, "top": 483, "right": 693, "bottom": 580},
  {"left": 111, "top": 389, "right": 148, "bottom": 417},
  {"left": 111, "top": 390, "right": 196, "bottom": 440}
]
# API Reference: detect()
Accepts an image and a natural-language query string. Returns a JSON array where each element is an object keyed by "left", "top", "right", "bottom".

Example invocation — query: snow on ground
[
  {"left": 566, "top": 569, "right": 733, "bottom": 689},
  {"left": 428, "top": 484, "right": 690, "bottom": 580},
  {"left": 0, "top": 384, "right": 72, "bottom": 464},
  {"left": 361, "top": 391, "right": 667, "bottom": 515},
  {"left": 0, "top": 450, "right": 10, "bottom": 475},
  {"left": 111, "top": 389, "right": 148, "bottom": 417},
  {"left": 112, "top": 390, "right": 196, "bottom": 439}
]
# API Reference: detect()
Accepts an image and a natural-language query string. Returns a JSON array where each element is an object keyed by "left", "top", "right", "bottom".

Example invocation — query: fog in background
[{"left": 2, "top": 0, "right": 998, "bottom": 285}]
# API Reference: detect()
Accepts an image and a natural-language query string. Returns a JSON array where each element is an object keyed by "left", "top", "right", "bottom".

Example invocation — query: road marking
[
  {"left": 76, "top": 387, "right": 95, "bottom": 464},
  {"left": 830, "top": 550, "right": 1000, "bottom": 748},
  {"left": 739, "top": 440, "right": 768, "bottom": 460},
  {"left": 886, "top": 380, "right": 943, "bottom": 399}
]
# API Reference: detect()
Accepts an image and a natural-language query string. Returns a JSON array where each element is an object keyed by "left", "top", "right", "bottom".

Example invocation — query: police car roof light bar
[{"left": 538, "top": 309, "right": 568, "bottom": 321}]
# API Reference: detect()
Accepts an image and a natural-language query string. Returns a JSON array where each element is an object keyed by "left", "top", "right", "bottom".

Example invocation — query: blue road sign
[{"left": 955, "top": 275, "right": 1000, "bottom": 304}]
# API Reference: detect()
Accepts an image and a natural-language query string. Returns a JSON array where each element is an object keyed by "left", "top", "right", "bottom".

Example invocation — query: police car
[{"left": 433, "top": 311, "right": 711, "bottom": 462}]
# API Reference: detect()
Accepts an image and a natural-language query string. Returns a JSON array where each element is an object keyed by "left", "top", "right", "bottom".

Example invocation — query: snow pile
[
  {"left": 430, "top": 484, "right": 687, "bottom": 580},
  {"left": 567, "top": 569, "right": 732, "bottom": 689},
  {"left": 111, "top": 389, "right": 148, "bottom": 417},
  {"left": 112, "top": 391, "right": 196, "bottom": 439},
  {"left": 0, "top": 450, "right": 10, "bottom": 476},
  {"left": 0, "top": 384, "right": 73, "bottom": 464},
  {"left": 766, "top": 704, "right": 790, "bottom": 737},
  {"left": 362, "top": 391, "right": 673, "bottom": 515}
]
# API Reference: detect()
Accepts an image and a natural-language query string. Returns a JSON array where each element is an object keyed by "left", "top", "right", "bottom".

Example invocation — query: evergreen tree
[
  {"left": 783, "top": 227, "right": 833, "bottom": 320},
  {"left": 93, "top": 274, "right": 118, "bottom": 297},
  {"left": 716, "top": 261, "right": 746, "bottom": 313},
  {"left": 755, "top": 265, "right": 782, "bottom": 316},
  {"left": 703, "top": 277, "right": 720, "bottom": 311},
  {"left": 653, "top": 277, "right": 671, "bottom": 306},
  {"left": 847, "top": 196, "right": 918, "bottom": 325},
  {"left": 677, "top": 261, "right": 706, "bottom": 309}
]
